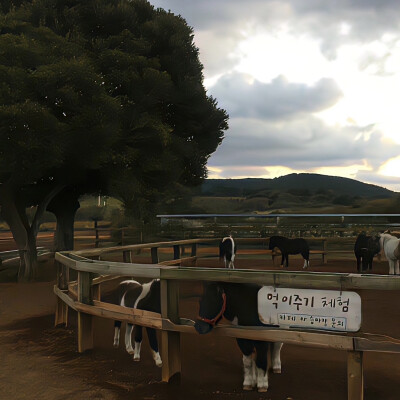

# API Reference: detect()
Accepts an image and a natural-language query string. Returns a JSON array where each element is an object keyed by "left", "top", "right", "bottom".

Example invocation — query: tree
[{"left": 0, "top": 0, "right": 228, "bottom": 280}]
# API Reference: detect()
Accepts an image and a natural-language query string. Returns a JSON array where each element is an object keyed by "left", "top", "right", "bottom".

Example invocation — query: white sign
[{"left": 258, "top": 286, "right": 361, "bottom": 332}]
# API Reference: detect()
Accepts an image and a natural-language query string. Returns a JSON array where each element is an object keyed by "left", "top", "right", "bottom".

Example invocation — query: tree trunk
[
  {"left": 0, "top": 184, "right": 37, "bottom": 281},
  {"left": 0, "top": 183, "right": 65, "bottom": 281},
  {"left": 18, "top": 231, "right": 38, "bottom": 281},
  {"left": 48, "top": 189, "right": 80, "bottom": 251}
]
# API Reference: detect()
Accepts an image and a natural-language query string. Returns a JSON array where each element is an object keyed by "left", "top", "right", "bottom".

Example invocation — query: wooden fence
[{"left": 54, "top": 238, "right": 400, "bottom": 400}]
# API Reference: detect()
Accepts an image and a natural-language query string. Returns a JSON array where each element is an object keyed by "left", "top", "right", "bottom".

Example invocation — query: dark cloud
[
  {"left": 355, "top": 171, "right": 400, "bottom": 189},
  {"left": 209, "top": 73, "right": 343, "bottom": 119},
  {"left": 152, "top": 1, "right": 400, "bottom": 70},
  {"left": 151, "top": 1, "right": 400, "bottom": 189}
]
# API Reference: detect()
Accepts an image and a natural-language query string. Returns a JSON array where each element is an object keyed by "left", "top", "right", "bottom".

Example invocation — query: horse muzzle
[{"left": 194, "top": 319, "right": 213, "bottom": 335}]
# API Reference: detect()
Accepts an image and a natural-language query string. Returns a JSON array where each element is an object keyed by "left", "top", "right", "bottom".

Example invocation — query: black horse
[
  {"left": 268, "top": 235, "right": 310, "bottom": 269},
  {"left": 111, "top": 279, "right": 162, "bottom": 367},
  {"left": 354, "top": 233, "right": 380, "bottom": 272},
  {"left": 194, "top": 282, "right": 283, "bottom": 393}
]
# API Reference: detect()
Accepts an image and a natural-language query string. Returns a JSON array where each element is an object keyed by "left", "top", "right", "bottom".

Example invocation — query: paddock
[{"left": 53, "top": 237, "right": 400, "bottom": 400}]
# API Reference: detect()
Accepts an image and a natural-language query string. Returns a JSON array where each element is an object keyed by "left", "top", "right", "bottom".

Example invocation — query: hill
[{"left": 201, "top": 173, "right": 395, "bottom": 199}]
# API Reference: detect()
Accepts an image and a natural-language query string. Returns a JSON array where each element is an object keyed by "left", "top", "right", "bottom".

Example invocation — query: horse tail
[{"left": 394, "top": 242, "right": 400, "bottom": 260}]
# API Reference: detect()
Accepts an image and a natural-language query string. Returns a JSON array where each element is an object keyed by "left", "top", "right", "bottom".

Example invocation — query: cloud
[
  {"left": 354, "top": 171, "right": 400, "bottom": 191},
  {"left": 152, "top": 0, "right": 400, "bottom": 73},
  {"left": 209, "top": 73, "right": 343, "bottom": 119},
  {"left": 150, "top": 1, "right": 400, "bottom": 191},
  {"left": 208, "top": 116, "right": 400, "bottom": 170}
]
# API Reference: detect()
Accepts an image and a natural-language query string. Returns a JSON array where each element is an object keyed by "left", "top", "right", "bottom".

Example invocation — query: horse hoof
[
  {"left": 273, "top": 367, "right": 281, "bottom": 374},
  {"left": 258, "top": 387, "right": 268, "bottom": 393},
  {"left": 243, "top": 385, "right": 254, "bottom": 391},
  {"left": 127, "top": 348, "right": 135, "bottom": 355},
  {"left": 133, "top": 356, "right": 140, "bottom": 362},
  {"left": 113, "top": 343, "right": 119, "bottom": 348}
]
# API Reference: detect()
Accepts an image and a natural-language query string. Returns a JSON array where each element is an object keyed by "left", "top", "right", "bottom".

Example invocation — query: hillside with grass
[
  {"left": 201, "top": 173, "right": 395, "bottom": 198},
  {"left": 187, "top": 173, "right": 399, "bottom": 214}
]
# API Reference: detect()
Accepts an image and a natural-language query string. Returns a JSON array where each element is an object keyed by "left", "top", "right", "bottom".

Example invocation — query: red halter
[{"left": 197, "top": 292, "right": 227, "bottom": 326}]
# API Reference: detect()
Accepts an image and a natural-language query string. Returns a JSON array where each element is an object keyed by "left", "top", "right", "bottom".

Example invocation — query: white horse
[{"left": 379, "top": 233, "right": 400, "bottom": 275}]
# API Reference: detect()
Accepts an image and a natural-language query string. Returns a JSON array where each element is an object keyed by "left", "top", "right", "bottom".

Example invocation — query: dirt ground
[{"left": 1, "top": 238, "right": 400, "bottom": 399}]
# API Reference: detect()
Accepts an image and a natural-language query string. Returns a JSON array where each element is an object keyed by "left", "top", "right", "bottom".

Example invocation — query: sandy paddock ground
[{"left": 1, "top": 237, "right": 400, "bottom": 399}]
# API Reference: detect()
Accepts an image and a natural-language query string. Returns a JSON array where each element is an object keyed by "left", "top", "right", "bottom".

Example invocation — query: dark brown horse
[
  {"left": 269, "top": 235, "right": 310, "bottom": 268},
  {"left": 194, "top": 282, "right": 283, "bottom": 392}
]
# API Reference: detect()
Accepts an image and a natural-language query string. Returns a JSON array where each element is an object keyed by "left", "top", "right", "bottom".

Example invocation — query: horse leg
[
  {"left": 146, "top": 327, "right": 162, "bottom": 367},
  {"left": 133, "top": 325, "right": 143, "bottom": 361},
  {"left": 237, "top": 339, "right": 256, "bottom": 390},
  {"left": 396, "top": 260, "right": 400, "bottom": 275},
  {"left": 389, "top": 260, "right": 395, "bottom": 275},
  {"left": 125, "top": 323, "right": 135, "bottom": 354},
  {"left": 368, "top": 256, "right": 373, "bottom": 271},
  {"left": 270, "top": 342, "right": 283, "bottom": 374},
  {"left": 230, "top": 253, "right": 235, "bottom": 269},
  {"left": 113, "top": 320, "right": 121, "bottom": 347},
  {"left": 302, "top": 251, "right": 310, "bottom": 269},
  {"left": 285, "top": 254, "right": 289, "bottom": 268},
  {"left": 280, "top": 253, "right": 284, "bottom": 268},
  {"left": 356, "top": 255, "right": 361, "bottom": 272},
  {"left": 254, "top": 341, "right": 269, "bottom": 392}
]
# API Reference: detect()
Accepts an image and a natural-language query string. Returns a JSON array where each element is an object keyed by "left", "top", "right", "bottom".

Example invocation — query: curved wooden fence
[{"left": 54, "top": 238, "right": 400, "bottom": 400}]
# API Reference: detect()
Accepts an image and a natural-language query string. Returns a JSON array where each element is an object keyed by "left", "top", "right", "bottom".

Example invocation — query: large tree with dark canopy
[{"left": 0, "top": 0, "right": 228, "bottom": 280}]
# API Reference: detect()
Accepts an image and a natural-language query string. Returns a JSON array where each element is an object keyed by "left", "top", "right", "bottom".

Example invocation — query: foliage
[
  {"left": 0, "top": 0, "right": 228, "bottom": 279},
  {"left": 0, "top": 0, "right": 227, "bottom": 208}
]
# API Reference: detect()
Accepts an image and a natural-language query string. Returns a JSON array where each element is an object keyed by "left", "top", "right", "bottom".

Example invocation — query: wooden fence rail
[{"left": 54, "top": 238, "right": 400, "bottom": 400}]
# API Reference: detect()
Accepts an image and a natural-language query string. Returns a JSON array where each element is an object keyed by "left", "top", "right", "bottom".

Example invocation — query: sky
[{"left": 151, "top": 0, "right": 400, "bottom": 191}]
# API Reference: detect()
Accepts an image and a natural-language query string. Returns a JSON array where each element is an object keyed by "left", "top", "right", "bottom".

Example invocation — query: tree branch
[{"left": 31, "top": 184, "right": 66, "bottom": 237}]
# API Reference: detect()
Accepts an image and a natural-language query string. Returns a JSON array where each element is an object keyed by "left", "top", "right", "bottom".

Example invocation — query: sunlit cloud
[
  {"left": 379, "top": 156, "right": 400, "bottom": 178},
  {"left": 151, "top": 0, "right": 400, "bottom": 191},
  {"left": 312, "top": 162, "right": 373, "bottom": 180}
]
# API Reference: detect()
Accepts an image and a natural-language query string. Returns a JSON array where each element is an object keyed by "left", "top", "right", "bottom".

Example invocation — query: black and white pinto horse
[
  {"left": 112, "top": 279, "right": 162, "bottom": 367},
  {"left": 219, "top": 235, "right": 236, "bottom": 269},
  {"left": 268, "top": 235, "right": 310, "bottom": 269},
  {"left": 354, "top": 233, "right": 380, "bottom": 272},
  {"left": 379, "top": 232, "right": 400, "bottom": 275},
  {"left": 194, "top": 282, "right": 283, "bottom": 393}
]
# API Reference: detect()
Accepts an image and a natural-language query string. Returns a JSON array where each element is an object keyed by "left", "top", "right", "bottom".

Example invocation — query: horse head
[
  {"left": 368, "top": 235, "right": 381, "bottom": 256},
  {"left": 194, "top": 282, "right": 226, "bottom": 335},
  {"left": 268, "top": 236, "right": 279, "bottom": 250}
]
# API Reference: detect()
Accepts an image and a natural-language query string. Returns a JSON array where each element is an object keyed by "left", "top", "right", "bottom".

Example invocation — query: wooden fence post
[
  {"left": 347, "top": 351, "right": 364, "bottom": 400},
  {"left": 77, "top": 271, "right": 94, "bottom": 353},
  {"left": 92, "top": 283, "right": 101, "bottom": 301},
  {"left": 94, "top": 220, "right": 99, "bottom": 248},
  {"left": 323, "top": 239, "right": 328, "bottom": 264},
  {"left": 151, "top": 247, "right": 159, "bottom": 264},
  {"left": 54, "top": 260, "right": 69, "bottom": 326},
  {"left": 161, "top": 279, "right": 181, "bottom": 383},
  {"left": 173, "top": 245, "right": 180, "bottom": 260},
  {"left": 123, "top": 250, "right": 132, "bottom": 263},
  {"left": 191, "top": 243, "right": 197, "bottom": 266}
]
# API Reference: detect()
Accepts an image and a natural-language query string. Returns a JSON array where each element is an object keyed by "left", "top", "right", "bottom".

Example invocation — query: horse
[
  {"left": 354, "top": 233, "right": 380, "bottom": 272},
  {"left": 379, "top": 232, "right": 400, "bottom": 275},
  {"left": 194, "top": 282, "right": 283, "bottom": 393},
  {"left": 111, "top": 279, "right": 162, "bottom": 367},
  {"left": 268, "top": 235, "right": 310, "bottom": 269},
  {"left": 219, "top": 235, "right": 236, "bottom": 269}
]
